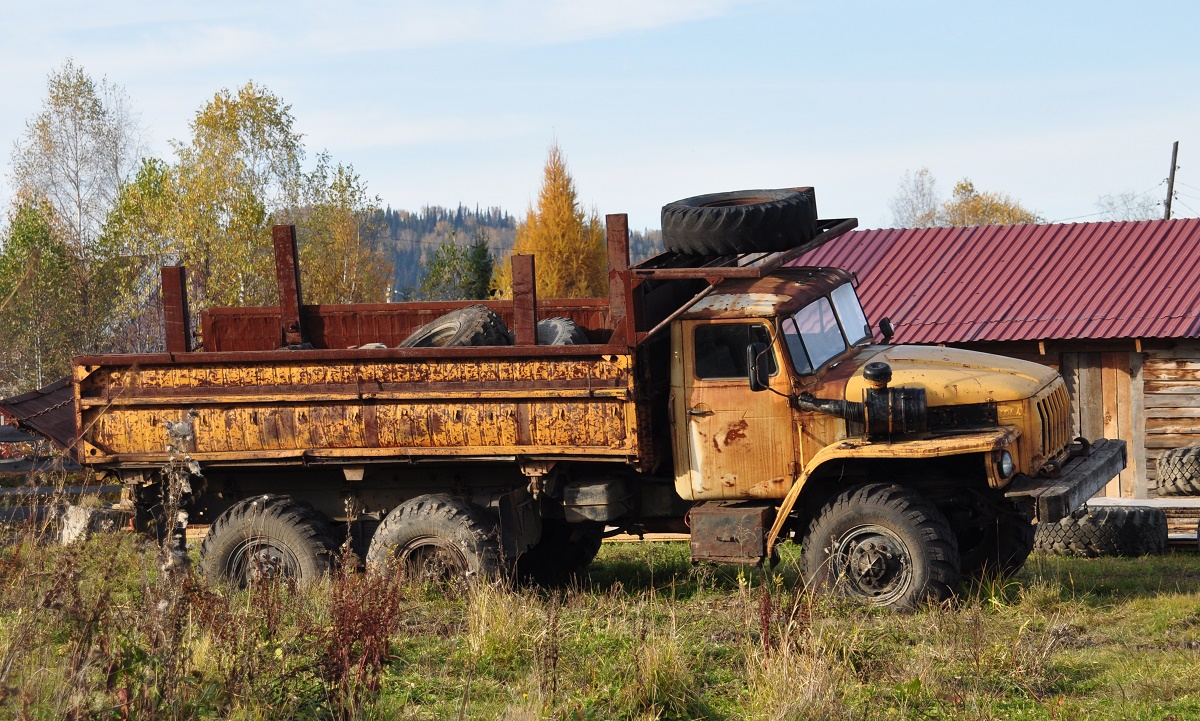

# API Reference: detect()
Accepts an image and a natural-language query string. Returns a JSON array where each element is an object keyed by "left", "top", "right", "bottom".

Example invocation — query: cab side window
[{"left": 694, "top": 324, "right": 776, "bottom": 380}]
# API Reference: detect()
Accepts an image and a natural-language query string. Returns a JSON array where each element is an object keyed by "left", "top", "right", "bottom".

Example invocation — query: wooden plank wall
[
  {"left": 1143, "top": 348, "right": 1200, "bottom": 494},
  {"left": 1060, "top": 352, "right": 1141, "bottom": 497}
]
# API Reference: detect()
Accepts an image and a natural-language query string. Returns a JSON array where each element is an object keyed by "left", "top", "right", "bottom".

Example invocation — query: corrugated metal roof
[{"left": 794, "top": 218, "right": 1200, "bottom": 344}]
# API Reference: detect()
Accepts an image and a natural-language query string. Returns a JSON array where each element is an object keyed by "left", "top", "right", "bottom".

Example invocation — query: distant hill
[{"left": 379, "top": 204, "right": 662, "bottom": 298}]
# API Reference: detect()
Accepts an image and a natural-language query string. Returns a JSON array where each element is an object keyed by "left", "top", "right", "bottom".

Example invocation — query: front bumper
[{"left": 1002, "top": 438, "right": 1127, "bottom": 522}]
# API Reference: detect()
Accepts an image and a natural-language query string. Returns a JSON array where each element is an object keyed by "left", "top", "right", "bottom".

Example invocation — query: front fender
[{"left": 765, "top": 426, "right": 1021, "bottom": 555}]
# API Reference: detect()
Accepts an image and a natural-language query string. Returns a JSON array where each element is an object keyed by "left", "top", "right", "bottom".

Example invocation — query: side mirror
[
  {"left": 747, "top": 342, "right": 771, "bottom": 392},
  {"left": 878, "top": 317, "right": 895, "bottom": 343}
]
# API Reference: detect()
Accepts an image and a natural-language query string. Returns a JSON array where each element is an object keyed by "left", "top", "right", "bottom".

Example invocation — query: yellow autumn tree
[
  {"left": 493, "top": 144, "right": 606, "bottom": 298},
  {"left": 938, "top": 179, "right": 1042, "bottom": 226}
]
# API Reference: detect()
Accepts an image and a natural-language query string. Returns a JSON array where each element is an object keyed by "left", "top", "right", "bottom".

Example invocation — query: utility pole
[{"left": 1164, "top": 141, "right": 1179, "bottom": 220}]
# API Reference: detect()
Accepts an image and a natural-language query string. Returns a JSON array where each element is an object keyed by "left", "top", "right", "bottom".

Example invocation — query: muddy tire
[
  {"left": 366, "top": 494, "right": 503, "bottom": 582},
  {"left": 958, "top": 502, "right": 1036, "bottom": 579},
  {"left": 398, "top": 305, "right": 511, "bottom": 348},
  {"left": 1156, "top": 446, "right": 1200, "bottom": 496},
  {"left": 802, "top": 483, "right": 960, "bottom": 610},
  {"left": 660, "top": 188, "right": 819, "bottom": 256},
  {"left": 1034, "top": 506, "right": 1168, "bottom": 557},
  {"left": 536, "top": 317, "right": 589, "bottom": 346},
  {"left": 516, "top": 520, "right": 603, "bottom": 584},
  {"left": 199, "top": 495, "right": 336, "bottom": 587}
]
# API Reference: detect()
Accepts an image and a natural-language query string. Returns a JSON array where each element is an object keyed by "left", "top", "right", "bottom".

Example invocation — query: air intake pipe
[{"left": 793, "top": 362, "right": 928, "bottom": 440}]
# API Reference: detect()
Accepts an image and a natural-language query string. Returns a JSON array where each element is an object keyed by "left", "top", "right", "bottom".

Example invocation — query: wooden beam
[
  {"left": 161, "top": 266, "right": 191, "bottom": 354},
  {"left": 1131, "top": 351, "right": 1147, "bottom": 498},
  {"left": 272, "top": 225, "right": 305, "bottom": 347},
  {"left": 511, "top": 254, "right": 537, "bottom": 345},
  {"left": 606, "top": 213, "right": 637, "bottom": 348}
]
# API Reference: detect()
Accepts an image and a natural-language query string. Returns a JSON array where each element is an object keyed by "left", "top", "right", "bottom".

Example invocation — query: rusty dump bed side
[
  {"left": 71, "top": 347, "right": 652, "bottom": 471},
  {"left": 203, "top": 299, "right": 613, "bottom": 352},
  {"left": 0, "top": 376, "right": 77, "bottom": 453}
]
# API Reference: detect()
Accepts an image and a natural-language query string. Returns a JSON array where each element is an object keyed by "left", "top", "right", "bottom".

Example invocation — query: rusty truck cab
[{"left": 670, "top": 267, "right": 868, "bottom": 502}]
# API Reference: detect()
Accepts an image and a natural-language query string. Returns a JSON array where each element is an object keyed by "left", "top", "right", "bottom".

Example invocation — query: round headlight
[{"left": 998, "top": 450, "right": 1015, "bottom": 478}]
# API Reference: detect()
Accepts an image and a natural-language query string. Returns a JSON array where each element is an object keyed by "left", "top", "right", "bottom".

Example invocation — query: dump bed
[
  {"left": 0, "top": 212, "right": 856, "bottom": 475},
  {"left": 72, "top": 346, "right": 652, "bottom": 470}
]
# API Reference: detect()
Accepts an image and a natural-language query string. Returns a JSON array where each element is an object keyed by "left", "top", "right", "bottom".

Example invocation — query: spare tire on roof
[
  {"left": 398, "top": 305, "right": 511, "bottom": 348},
  {"left": 661, "top": 188, "right": 819, "bottom": 256}
]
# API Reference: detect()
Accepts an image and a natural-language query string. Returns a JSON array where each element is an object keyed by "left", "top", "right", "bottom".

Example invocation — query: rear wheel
[
  {"left": 802, "top": 483, "right": 960, "bottom": 610},
  {"left": 366, "top": 494, "right": 503, "bottom": 582},
  {"left": 516, "top": 520, "right": 603, "bottom": 584},
  {"left": 199, "top": 495, "right": 336, "bottom": 587}
]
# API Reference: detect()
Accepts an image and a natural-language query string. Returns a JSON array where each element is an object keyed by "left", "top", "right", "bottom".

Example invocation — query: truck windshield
[
  {"left": 782, "top": 297, "right": 846, "bottom": 374},
  {"left": 831, "top": 283, "right": 870, "bottom": 345}
]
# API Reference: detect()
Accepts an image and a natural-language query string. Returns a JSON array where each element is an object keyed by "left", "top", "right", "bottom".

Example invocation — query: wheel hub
[
  {"left": 229, "top": 537, "right": 300, "bottom": 586},
  {"left": 831, "top": 525, "right": 913, "bottom": 604},
  {"left": 398, "top": 536, "right": 469, "bottom": 582}
]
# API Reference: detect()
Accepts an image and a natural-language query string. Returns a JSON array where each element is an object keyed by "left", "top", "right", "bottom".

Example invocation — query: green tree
[
  {"left": 11, "top": 60, "right": 144, "bottom": 354},
  {"left": 170, "top": 82, "right": 303, "bottom": 308},
  {"left": 0, "top": 196, "right": 81, "bottom": 392},
  {"left": 286, "top": 154, "right": 392, "bottom": 304},
  {"left": 414, "top": 230, "right": 495, "bottom": 301},
  {"left": 93, "top": 158, "right": 179, "bottom": 352},
  {"left": 493, "top": 144, "right": 605, "bottom": 298}
]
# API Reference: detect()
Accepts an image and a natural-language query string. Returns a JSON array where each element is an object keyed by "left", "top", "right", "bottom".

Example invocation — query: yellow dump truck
[{"left": 1, "top": 188, "right": 1124, "bottom": 609}]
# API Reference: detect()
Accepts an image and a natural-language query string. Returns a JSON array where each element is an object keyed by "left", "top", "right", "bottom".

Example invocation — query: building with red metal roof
[
  {"left": 795, "top": 218, "right": 1200, "bottom": 345},
  {"left": 793, "top": 218, "right": 1200, "bottom": 512}
]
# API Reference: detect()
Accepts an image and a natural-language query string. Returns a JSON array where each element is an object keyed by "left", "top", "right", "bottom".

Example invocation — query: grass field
[{"left": 1, "top": 523, "right": 1199, "bottom": 720}]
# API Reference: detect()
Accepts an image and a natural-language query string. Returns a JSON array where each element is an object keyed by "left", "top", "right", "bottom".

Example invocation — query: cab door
[{"left": 674, "top": 320, "right": 797, "bottom": 500}]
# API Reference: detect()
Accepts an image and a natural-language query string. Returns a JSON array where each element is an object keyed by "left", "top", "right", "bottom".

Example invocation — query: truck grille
[{"left": 1036, "top": 381, "right": 1071, "bottom": 460}]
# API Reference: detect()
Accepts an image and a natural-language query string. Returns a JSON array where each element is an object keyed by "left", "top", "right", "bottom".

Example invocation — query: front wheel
[{"left": 801, "top": 483, "right": 960, "bottom": 610}]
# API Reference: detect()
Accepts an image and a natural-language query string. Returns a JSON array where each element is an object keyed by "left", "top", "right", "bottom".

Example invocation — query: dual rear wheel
[{"left": 199, "top": 493, "right": 601, "bottom": 587}]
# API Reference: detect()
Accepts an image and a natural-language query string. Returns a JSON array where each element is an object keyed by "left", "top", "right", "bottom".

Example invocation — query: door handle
[{"left": 687, "top": 408, "right": 714, "bottom": 417}]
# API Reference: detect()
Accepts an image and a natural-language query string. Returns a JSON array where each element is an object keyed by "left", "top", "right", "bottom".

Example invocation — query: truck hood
[{"left": 839, "top": 345, "right": 1057, "bottom": 406}]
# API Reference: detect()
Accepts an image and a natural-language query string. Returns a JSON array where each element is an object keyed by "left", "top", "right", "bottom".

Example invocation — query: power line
[
  {"left": 1049, "top": 179, "right": 1166, "bottom": 223},
  {"left": 1173, "top": 198, "right": 1199, "bottom": 217}
]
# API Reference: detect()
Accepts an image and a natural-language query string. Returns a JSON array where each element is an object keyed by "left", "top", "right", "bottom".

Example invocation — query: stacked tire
[
  {"left": 1034, "top": 506, "right": 1168, "bottom": 557},
  {"left": 1156, "top": 446, "right": 1200, "bottom": 496},
  {"left": 399, "top": 305, "right": 511, "bottom": 348}
]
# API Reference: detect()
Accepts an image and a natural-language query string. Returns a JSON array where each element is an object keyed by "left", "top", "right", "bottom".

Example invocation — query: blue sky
[{"left": 2, "top": 0, "right": 1198, "bottom": 231}]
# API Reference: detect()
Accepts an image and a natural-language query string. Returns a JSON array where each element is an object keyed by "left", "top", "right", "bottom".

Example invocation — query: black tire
[
  {"left": 398, "top": 305, "right": 511, "bottom": 348},
  {"left": 199, "top": 494, "right": 336, "bottom": 587},
  {"left": 516, "top": 520, "right": 603, "bottom": 584},
  {"left": 801, "top": 483, "right": 960, "bottom": 610},
  {"left": 1156, "top": 446, "right": 1200, "bottom": 496},
  {"left": 536, "top": 317, "right": 589, "bottom": 346},
  {"left": 958, "top": 502, "right": 1036, "bottom": 579},
  {"left": 660, "top": 188, "right": 819, "bottom": 256},
  {"left": 366, "top": 494, "right": 503, "bottom": 582},
  {"left": 1034, "top": 506, "right": 1168, "bottom": 557}
]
